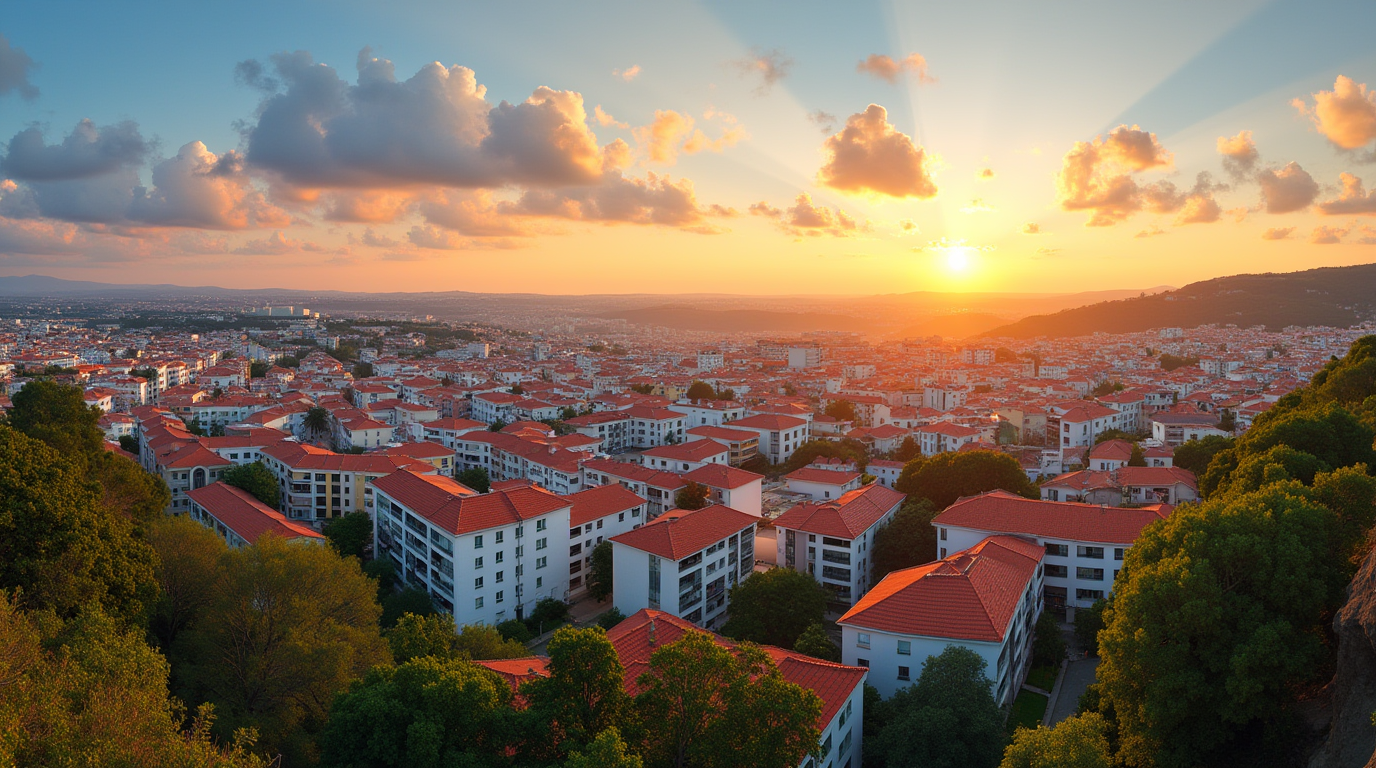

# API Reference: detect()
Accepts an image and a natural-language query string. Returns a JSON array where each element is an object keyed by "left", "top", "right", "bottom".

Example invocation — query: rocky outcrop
[{"left": 1311, "top": 547, "right": 1376, "bottom": 768}]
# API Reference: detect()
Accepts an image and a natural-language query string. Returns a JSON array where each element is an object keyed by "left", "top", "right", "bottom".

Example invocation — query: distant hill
[
  {"left": 980, "top": 264, "right": 1376, "bottom": 339},
  {"left": 604, "top": 306, "right": 873, "bottom": 333}
]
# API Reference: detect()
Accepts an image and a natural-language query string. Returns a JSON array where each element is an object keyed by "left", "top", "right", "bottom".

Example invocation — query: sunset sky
[{"left": 2, "top": 0, "right": 1375, "bottom": 295}]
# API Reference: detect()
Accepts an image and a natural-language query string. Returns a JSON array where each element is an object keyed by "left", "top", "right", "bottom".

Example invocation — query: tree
[
  {"left": 6, "top": 380, "right": 104, "bottom": 467},
  {"left": 1093, "top": 483, "right": 1351, "bottom": 768},
  {"left": 219, "top": 461, "right": 280, "bottom": 507},
  {"left": 1127, "top": 443, "right": 1147, "bottom": 467},
  {"left": 824, "top": 399, "right": 858, "bottom": 423},
  {"left": 1073, "top": 599, "right": 1106, "bottom": 656},
  {"left": 249, "top": 361, "right": 269, "bottom": 378},
  {"left": 523, "top": 627, "right": 631, "bottom": 756},
  {"left": 0, "top": 595, "right": 267, "bottom": 768},
  {"left": 635, "top": 630, "right": 822, "bottom": 768},
  {"left": 386, "top": 612, "right": 529, "bottom": 664},
  {"left": 1091, "top": 380, "right": 1123, "bottom": 397},
  {"left": 1159, "top": 353, "right": 1199, "bottom": 372},
  {"left": 324, "top": 511, "right": 373, "bottom": 560},
  {"left": 380, "top": 587, "right": 435, "bottom": 629},
  {"left": 894, "top": 436, "right": 920, "bottom": 462},
  {"left": 1171, "top": 434, "right": 1233, "bottom": 477},
  {"left": 147, "top": 514, "right": 227, "bottom": 651},
  {"left": 511, "top": 384, "right": 526, "bottom": 395},
  {"left": 1000, "top": 714, "right": 1111, "bottom": 768},
  {"left": 0, "top": 425, "right": 158, "bottom": 625},
  {"left": 870, "top": 500, "right": 939, "bottom": 582},
  {"left": 498, "top": 619, "right": 534, "bottom": 644},
  {"left": 351, "top": 361, "right": 373, "bottom": 379},
  {"left": 302, "top": 406, "right": 331, "bottom": 441},
  {"left": 589, "top": 541, "right": 615, "bottom": 602},
  {"left": 456, "top": 466, "right": 491, "bottom": 493},
  {"left": 93, "top": 449, "right": 172, "bottom": 524},
  {"left": 720, "top": 568, "right": 828, "bottom": 648},
  {"left": 1201, "top": 403, "right": 1375, "bottom": 497},
  {"left": 320, "top": 656, "right": 515, "bottom": 767},
  {"left": 875, "top": 646, "right": 1006, "bottom": 768},
  {"left": 597, "top": 607, "right": 628, "bottom": 630},
  {"left": 783, "top": 439, "right": 869, "bottom": 473},
  {"left": 1031, "top": 611, "right": 1066, "bottom": 668},
  {"left": 894, "top": 450, "right": 1037, "bottom": 510},
  {"left": 686, "top": 381, "right": 715, "bottom": 401},
  {"left": 527, "top": 597, "right": 572, "bottom": 634},
  {"left": 675, "top": 481, "right": 710, "bottom": 511},
  {"left": 118, "top": 434, "right": 139, "bottom": 454},
  {"left": 566, "top": 728, "right": 643, "bottom": 768},
  {"left": 792, "top": 622, "right": 840, "bottom": 662},
  {"left": 179, "top": 534, "right": 390, "bottom": 760},
  {"left": 490, "top": 418, "right": 508, "bottom": 432}
]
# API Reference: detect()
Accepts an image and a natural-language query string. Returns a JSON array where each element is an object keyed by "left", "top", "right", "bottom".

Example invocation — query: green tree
[
  {"left": 497, "top": 619, "right": 534, "bottom": 644},
  {"left": 490, "top": 418, "right": 508, "bottom": 432},
  {"left": 523, "top": 627, "right": 631, "bottom": 756},
  {"left": 455, "top": 623, "right": 531, "bottom": 661},
  {"left": 1158, "top": 353, "right": 1199, "bottom": 372},
  {"left": 527, "top": 597, "right": 571, "bottom": 634},
  {"left": 824, "top": 399, "right": 858, "bottom": 423},
  {"left": 118, "top": 434, "right": 139, "bottom": 454},
  {"left": 351, "top": 361, "right": 373, "bottom": 379},
  {"left": 870, "top": 499, "right": 939, "bottom": 582},
  {"left": 1171, "top": 434, "right": 1233, "bottom": 477},
  {"left": 1091, "top": 380, "right": 1123, "bottom": 397},
  {"left": 589, "top": 541, "right": 615, "bottom": 602},
  {"left": 302, "top": 406, "right": 331, "bottom": 441},
  {"left": 456, "top": 466, "right": 491, "bottom": 493},
  {"left": 381, "top": 587, "right": 435, "bottom": 629},
  {"left": 219, "top": 461, "right": 280, "bottom": 507},
  {"left": 1201, "top": 403, "right": 1376, "bottom": 497},
  {"left": 792, "top": 622, "right": 840, "bottom": 662},
  {"left": 147, "top": 514, "right": 227, "bottom": 651},
  {"left": 635, "top": 630, "right": 823, "bottom": 768},
  {"left": 6, "top": 380, "right": 104, "bottom": 466},
  {"left": 597, "top": 607, "right": 627, "bottom": 630},
  {"left": 0, "top": 425, "right": 158, "bottom": 625},
  {"left": 876, "top": 646, "right": 1006, "bottom": 768},
  {"left": 894, "top": 450, "right": 1037, "bottom": 510},
  {"left": 720, "top": 568, "right": 828, "bottom": 648},
  {"left": 566, "top": 727, "right": 643, "bottom": 768},
  {"left": 324, "top": 511, "right": 373, "bottom": 560},
  {"left": 1127, "top": 443, "right": 1147, "bottom": 467},
  {"left": 1074, "top": 599, "right": 1106, "bottom": 656},
  {"left": 249, "top": 361, "right": 269, "bottom": 378},
  {"left": 894, "top": 436, "right": 920, "bottom": 462},
  {"left": 1031, "top": 611, "right": 1066, "bottom": 668},
  {"left": 320, "top": 656, "right": 515, "bottom": 767},
  {"left": 783, "top": 439, "right": 869, "bottom": 473},
  {"left": 686, "top": 381, "right": 715, "bottom": 401},
  {"left": 386, "top": 612, "right": 530, "bottom": 664},
  {"left": 93, "top": 449, "right": 172, "bottom": 524},
  {"left": 180, "top": 534, "right": 390, "bottom": 760},
  {"left": 1000, "top": 714, "right": 1111, "bottom": 768},
  {"left": 674, "top": 481, "right": 710, "bottom": 511}
]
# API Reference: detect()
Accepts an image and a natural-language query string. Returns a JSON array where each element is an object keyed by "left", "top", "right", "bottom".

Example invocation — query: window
[
  {"left": 897, "top": 640, "right": 911, "bottom": 655},
  {"left": 536, "top": 577, "right": 543, "bottom": 588},
  {"left": 898, "top": 666, "right": 910, "bottom": 681},
  {"left": 537, "top": 556, "right": 547, "bottom": 569},
  {"left": 495, "top": 531, "right": 504, "bottom": 543},
  {"left": 1077, "top": 588, "right": 1105, "bottom": 601},
  {"left": 618, "top": 512, "right": 625, "bottom": 522},
  {"left": 536, "top": 537, "right": 547, "bottom": 551},
  {"left": 536, "top": 519, "right": 547, "bottom": 532},
  {"left": 939, "top": 527, "right": 947, "bottom": 541},
  {"left": 495, "top": 551, "right": 504, "bottom": 563},
  {"left": 1077, "top": 567, "right": 1105, "bottom": 581},
  {"left": 1114, "top": 547, "right": 1125, "bottom": 561},
  {"left": 1046, "top": 564, "right": 1069, "bottom": 578},
  {"left": 474, "top": 577, "right": 483, "bottom": 588},
  {"left": 475, "top": 597, "right": 483, "bottom": 609},
  {"left": 495, "top": 591, "right": 504, "bottom": 603},
  {"left": 495, "top": 571, "right": 504, "bottom": 583},
  {"left": 474, "top": 535, "right": 483, "bottom": 549},
  {"left": 856, "top": 658, "right": 869, "bottom": 668},
  {"left": 1078, "top": 545, "right": 1105, "bottom": 559},
  {"left": 856, "top": 633, "right": 870, "bottom": 649},
  {"left": 1045, "top": 543, "right": 1068, "bottom": 557},
  {"left": 474, "top": 557, "right": 483, "bottom": 569}
]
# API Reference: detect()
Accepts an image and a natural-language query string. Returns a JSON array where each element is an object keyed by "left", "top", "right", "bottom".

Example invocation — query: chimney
[{"left": 648, "top": 618, "right": 657, "bottom": 646}]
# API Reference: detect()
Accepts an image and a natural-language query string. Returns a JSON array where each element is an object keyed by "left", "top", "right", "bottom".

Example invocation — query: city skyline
[{"left": 2, "top": 0, "right": 1376, "bottom": 295}]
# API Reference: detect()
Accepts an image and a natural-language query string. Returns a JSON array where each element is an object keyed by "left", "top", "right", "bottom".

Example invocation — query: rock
[{"left": 1310, "top": 546, "right": 1376, "bottom": 768}]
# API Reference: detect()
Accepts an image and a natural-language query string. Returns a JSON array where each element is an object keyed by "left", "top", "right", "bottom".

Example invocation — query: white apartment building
[
  {"left": 610, "top": 505, "right": 758, "bottom": 631},
  {"left": 371, "top": 471, "right": 572, "bottom": 623},
  {"left": 729, "top": 413, "right": 809, "bottom": 464},
  {"left": 773, "top": 483, "right": 906, "bottom": 608},
  {"left": 562, "top": 483, "right": 648, "bottom": 598},
  {"left": 784, "top": 467, "right": 863, "bottom": 501},
  {"left": 668, "top": 399, "right": 747, "bottom": 427},
  {"left": 640, "top": 439, "right": 730, "bottom": 473},
  {"left": 681, "top": 464, "right": 765, "bottom": 518},
  {"left": 624, "top": 405, "right": 687, "bottom": 448},
  {"left": 566, "top": 411, "right": 632, "bottom": 453},
  {"left": 916, "top": 422, "right": 980, "bottom": 456}
]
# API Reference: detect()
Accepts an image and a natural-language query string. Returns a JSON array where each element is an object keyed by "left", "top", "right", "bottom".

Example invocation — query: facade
[
  {"left": 773, "top": 483, "right": 906, "bottom": 608},
  {"left": 729, "top": 413, "right": 810, "bottom": 464},
  {"left": 784, "top": 467, "right": 863, "bottom": 501},
  {"left": 259, "top": 441, "right": 435, "bottom": 522},
  {"left": 562, "top": 483, "right": 648, "bottom": 598},
  {"left": 681, "top": 463, "right": 765, "bottom": 518},
  {"left": 581, "top": 459, "right": 686, "bottom": 517},
  {"left": 640, "top": 439, "right": 730, "bottom": 473},
  {"left": 685, "top": 425, "right": 760, "bottom": 466}
]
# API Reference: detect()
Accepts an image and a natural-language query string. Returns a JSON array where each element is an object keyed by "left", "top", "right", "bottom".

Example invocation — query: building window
[
  {"left": 1046, "top": 564, "right": 1069, "bottom": 578},
  {"left": 536, "top": 537, "right": 547, "bottom": 551},
  {"left": 474, "top": 535, "right": 483, "bottom": 549},
  {"left": 1045, "top": 543, "right": 1068, "bottom": 557},
  {"left": 898, "top": 666, "right": 910, "bottom": 681},
  {"left": 856, "top": 633, "right": 870, "bottom": 649},
  {"left": 475, "top": 557, "right": 483, "bottom": 569},
  {"left": 474, "top": 577, "right": 483, "bottom": 589},
  {"left": 939, "top": 528, "right": 947, "bottom": 541},
  {"left": 475, "top": 597, "right": 483, "bottom": 609},
  {"left": 495, "top": 591, "right": 504, "bottom": 603},
  {"left": 897, "top": 640, "right": 911, "bottom": 655},
  {"left": 856, "top": 658, "right": 868, "bottom": 668},
  {"left": 536, "top": 577, "right": 543, "bottom": 588},
  {"left": 1077, "top": 567, "right": 1105, "bottom": 581},
  {"left": 495, "top": 531, "right": 504, "bottom": 543},
  {"left": 1114, "top": 547, "right": 1125, "bottom": 561},
  {"left": 495, "top": 571, "right": 504, "bottom": 584},
  {"left": 1077, "top": 546, "right": 1105, "bottom": 559},
  {"left": 1076, "top": 588, "right": 1105, "bottom": 601}
]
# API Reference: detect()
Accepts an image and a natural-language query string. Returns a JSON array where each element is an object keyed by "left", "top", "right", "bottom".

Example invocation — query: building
[
  {"left": 784, "top": 466, "right": 863, "bottom": 501},
  {"left": 624, "top": 405, "right": 687, "bottom": 448},
  {"left": 838, "top": 535, "right": 1044, "bottom": 704},
  {"left": 259, "top": 442, "right": 436, "bottom": 522},
  {"left": 868, "top": 459, "right": 904, "bottom": 489},
  {"left": 566, "top": 411, "right": 632, "bottom": 453},
  {"left": 772, "top": 483, "right": 906, "bottom": 608},
  {"left": 562, "top": 483, "right": 648, "bottom": 598},
  {"left": 1149, "top": 412, "right": 1228, "bottom": 446},
  {"left": 610, "top": 504, "right": 758, "bottom": 631},
  {"left": 680, "top": 463, "right": 765, "bottom": 518},
  {"left": 371, "top": 470, "right": 572, "bottom": 623},
  {"left": 932, "top": 490, "right": 1172, "bottom": 615},
  {"left": 639, "top": 439, "right": 730, "bottom": 473},
  {"left": 581, "top": 459, "right": 686, "bottom": 518},
  {"left": 729, "top": 413, "right": 810, "bottom": 464},
  {"left": 916, "top": 422, "right": 980, "bottom": 457},
  {"left": 186, "top": 481, "right": 325, "bottom": 548},
  {"left": 1040, "top": 466, "right": 1198, "bottom": 506},
  {"left": 685, "top": 425, "right": 760, "bottom": 466}
]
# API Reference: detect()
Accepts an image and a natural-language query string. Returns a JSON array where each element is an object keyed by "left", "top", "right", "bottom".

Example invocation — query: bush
[
  {"left": 497, "top": 618, "right": 534, "bottom": 644},
  {"left": 1032, "top": 611, "right": 1066, "bottom": 668},
  {"left": 526, "top": 597, "right": 571, "bottom": 633},
  {"left": 1074, "top": 600, "right": 1107, "bottom": 656},
  {"left": 596, "top": 607, "right": 627, "bottom": 630}
]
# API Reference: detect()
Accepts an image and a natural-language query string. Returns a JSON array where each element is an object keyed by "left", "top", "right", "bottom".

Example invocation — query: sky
[{"left": 1, "top": 0, "right": 1375, "bottom": 295}]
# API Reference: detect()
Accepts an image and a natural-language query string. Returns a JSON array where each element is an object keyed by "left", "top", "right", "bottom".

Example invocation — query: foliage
[
  {"left": 720, "top": 568, "right": 828, "bottom": 648},
  {"left": 792, "top": 622, "right": 840, "bottom": 662},
  {"left": 522, "top": 627, "right": 631, "bottom": 756},
  {"left": 381, "top": 587, "right": 435, "bottom": 629},
  {"left": 687, "top": 381, "right": 715, "bottom": 401},
  {"left": 351, "top": 361, "right": 373, "bottom": 379},
  {"left": 675, "top": 481, "right": 710, "bottom": 511},
  {"left": 0, "top": 595, "right": 267, "bottom": 768},
  {"left": 894, "top": 436, "right": 920, "bottom": 462},
  {"left": 93, "top": 449, "right": 172, "bottom": 523},
  {"left": 7, "top": 380, "right": 104, "bottom": 467},
  {"left": 1171, "top": 434, "right": 1233, "bottom": 478},
  {"left": 147, "top": 514, "right": 227, "bottom": 651},
  {"left": 1158, "top": 353, "right": 1199, "bottom": 372},
  {"left": 490, "top": 418, "right": 508, "bottom": 432},
  {"left": 1000, "top": 714, "right": 1112, "bottom": 768},
  {"left": 302, "top": 406, "right": 331, "bottom": 440},
  {"left": 1127, "top": 443, "right": 1147, "bottom": 466},
  {"left": 894, "top": 450, "right": 1037, "bottom": 510},
  {"left": 597, "top": 607, "right": 627, "bottom": 630},
  {"left": 387, "top": 612, "right": 529, "bottom": 663},
  {"left": 219, "top": 461, "right": 280, "bottom": 508},
  {"left": 0, "top": 425, "right": 158, "bottom": 625},
  {"left": 119, "top": 433, "right": 139, "bottom": 454},
  {"left": 783, "top": 439, "right": 869, "bottom": 473},
  {"left": 862, "top": 683, "right": 888, "bottom": 768},
  {"left": 634, "top": 630, "right": 823, "bottom": 768},
  {"left": 319, "top": 656, "right": 515, "bottom": 767},
  {"left": 1032, "top": 610, "right": 1066, "bottom": 668},
  {"left": 249, "top": 361, "right": 269, "bottom": 378},
  {"left": 875, "top": 646, "right": 1007, "bottom": 768},
  {"left": 566, "top": 727, "right": 643, "bottom": 768},
  {"left": 1091, "top": 380, "right": 1124, "bottom": 397},
  {"left": 870, "top": 499, "right": 939, "bottom": 582},
  {"left": 1074, "top": 600, "right": 1107, "bottom": 656},
  {"left": 1201, "top": 403, "right": 1375, "bottom": 497},
  {"left": 824, "top": 398, "right": 858, "bottom": 423},
  {"left": 629, "top": 383, "right": 655, "bottom": 395},
  {"left": 456, "top": 466, "right": 491, "bottom": 493},
  {"left": 324, "top": 511, "right": 373, "bottom": 560},
  {"left": 364, "top": 557, "right": 400, "bottom": 597},
  {"left": 589, "top": 541, "right": 614, "bottom": 602},
  {"left": 178, "top": 534, "right": 391, "bottom": 760},
  {"left": 527, "top": 598, "right": 572, "bottom": 634},
  {"left": 498, "top": 619, "right": 534, "bottom": 644}
]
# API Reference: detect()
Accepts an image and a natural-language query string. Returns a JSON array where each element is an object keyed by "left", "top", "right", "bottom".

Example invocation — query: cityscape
[{"left": 4, "top": 2, "right": 1376, "bottom": 768}]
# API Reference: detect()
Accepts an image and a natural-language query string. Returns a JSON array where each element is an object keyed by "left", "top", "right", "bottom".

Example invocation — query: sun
[{"left": 945, "top": 247, "right": 971, "bottom": 272}]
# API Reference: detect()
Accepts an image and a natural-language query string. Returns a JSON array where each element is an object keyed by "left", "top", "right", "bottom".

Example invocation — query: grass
[
  {"left": 1025, "top": 664, "right": 1058, "bottom": 692},
  {"left": 1008, "top": 689, "right": 1049, "bottom": 733}
]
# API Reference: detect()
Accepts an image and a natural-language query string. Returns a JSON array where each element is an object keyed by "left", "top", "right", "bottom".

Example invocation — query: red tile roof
[
  {"left": 1088, "top": 439, "right": 1134, "bottom": 462},
  {"left": 186, "top": 482, "right": 323, "bottom": 544},
  {"left": 784, "top": 467, "right": 861, "bottom": 485},
  {"left": 371, "top": 470, "right": 569, "bottom": 536},
  {"left": 933, "top": 490, "right": 1171, "bottom": 545},
  {"left": 838, "top": 535, "right": 1043, "bottom": 642},
  {"left": 581, "top": 459, "right": 686, "bottom": 490},
  {"left": 687, "top": 425, "right": 761, "bottom": 441},
  {"left": 731, "top": 414, "right": 808, "bottom": 431},
  {"left": 773, "top": 483, "right": 906, "bottom": 539},
  {"left": 681, "top": 463, "right": 764, "bottom": 490},
  {"left": 609, "top": 504, "right": 756, "bottom": 561},
  {"left": 161, "top": 444, "right": 233, "bottom": 469},
  {"left": 641, "top": 439, "right": 729, "bottom": 463},
  {"left": 563, "top": 483, "right": 647, "bottom": 527}
]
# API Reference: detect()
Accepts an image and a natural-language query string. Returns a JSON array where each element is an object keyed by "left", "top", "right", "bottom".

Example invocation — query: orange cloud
[
  {"left": 1056, "top": 125, "right": 1173, "bottom": 226},
  {"left": 613, "top": 65, "right": 641, "bottom": 82},
  {"left": 818, "top": 104, "right": 937, "bottom": 198},
  {"left": 1261, "top": 227, "right": 1295, "bottom": 240},
  {"left": 1292, "top": 76, "right": 1376, "bottom": 151},
  {"left": 634, "top": 110, "right": 695, "bottom": 165},
  {"left": 502, "top": 171, "right": 723, "bottom": 230},
  {"left": 1257, "top": 162, "right": 1319, "bottom": 213},
  {"left": 1316, "top": 173, "right": 1376, "bottom": 215},
  {"left": 855, "top": 54, "right": 935, "bottom": 85},
  {"left": 233, "top": 230, "right": 325, "bottom": 255},
  {"left": 751, "top": 193, "right": 862, "bottom": 238},
  {"left": 1216, "top": 130, "right": 1259, "bottom": 179},
  {"left": 594, "top": 105, "right": 628, "bottom": 129},
  {"left": 732, "top": 48, "right": 792, "bottom": 95},
  {"left": 1310, "top": 225, "right": 1346, "bottom": 245},
  {"left": 418, "top": 191, "right": 538, "bottom": 238},
  {"left": 978, "top": 168, "right": 995, "bottom": 180},
  {"left": 1022, "top": 223, "right": 1042, "bottom": 234},
  {"left": 321, "top": 189, "right": 416, "bottom": 223}
]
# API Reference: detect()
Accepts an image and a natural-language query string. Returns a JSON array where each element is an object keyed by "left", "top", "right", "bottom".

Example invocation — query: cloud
[
  {"left": 233, "top": 230, "right": 325, "bottom": 255},
  {"left": 1056, "top": 125, "right": 1173, "bottom": 226},
  {"left": 129, "top": 142, "right": 291, "bottom": 229},
  {"left": 1135, "top": 225, "right": 1166, "bottom": 238},
  {"left": 808, "top": 110, "right": 837, "bottom": 134},
  {"left": 0, "top": 35, "right": 38, "bottom": 100},
  {"left": 408, "top": 223, "right": 466, "bottom": 249},
  {"left": 613, "top": 65, "right": 641, "bottom": 82},
  {"left": 751, "top": 193, "right": 861, "bottom": 238},
  {"left": 899, "top": 218, "right": 919, "bottom": 233},
  {"left": 818, "top": 104, "right": 937, "bottom": 198},
  {"left": 418, "top": 190, "right": 537, "bottom": 237},
  {"left": 1317, "top": 173, "right": 1376, "bottom": 215},
  {"left": 594, "top": 105, "right": 628, "bottom": 129},
  {"left": 1, "top": 120, "right": 150, "bottom": 181},
  {"left": 1358, "top": 225, "right": 1376, "bottom": 245},
  {"left": 1217, "top": 130, "right": 1259, "bottom": 180},
  {"left": 1257, "top": 162, "right": 1319, "bottom": 213},
  {"left": 1034, "top": 246, "right": 1062, "bottom": 257},
  {"left": 1292, "top": 76, "right": 1376, "bottom": 151},
  {"left": 634, "top": 110, "right": 695, "bottom": 164},
  {"left": 502, "top": 171, "right": 723, "bottom": 230},
  {"left": 732, "top": 48, "right": 792, "bottom": 95},
  {"left": 1309, "top": 225, "right": 1346, "bottom": 245},
  {"left": 319, "top": 189, "right": 416, "bottom": 223},
  {"left": 358, "top": 227, "right": 399, "bottom": 247},
  {"left": 960, "top": 198, "right": 994, "bottom": 214},
  {"left": 1022, "top": 223, "right": 1042, "bottom": 234},
  {"left": 1138, "top": 172, "right": 1226, "bottom": 225},
  {"left": 855, "top": 53, "right": 935, "bottom": 85},
  {"left": 1261, "top": 226, "right": 1295, "bottom": 241},
  {"left": 240, "top": 49, "right": 610, "bottom": 191},
  {"left": 978, "top": 167, "right": 995, "bottom": 180}
]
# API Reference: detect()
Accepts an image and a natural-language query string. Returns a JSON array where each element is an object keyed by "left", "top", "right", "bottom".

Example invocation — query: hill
[{"left": 980, "top": 264, "right": 1376, "bottom": 339}]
